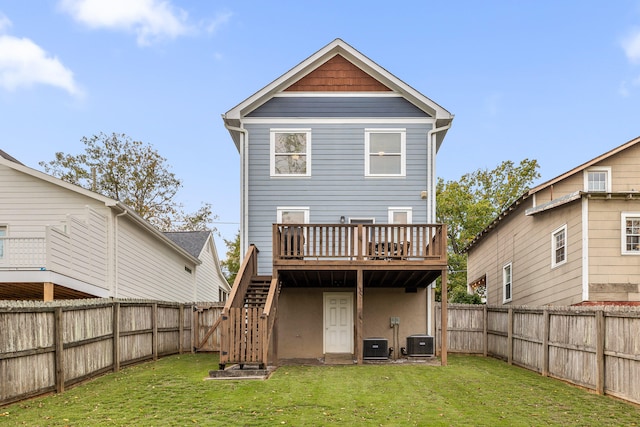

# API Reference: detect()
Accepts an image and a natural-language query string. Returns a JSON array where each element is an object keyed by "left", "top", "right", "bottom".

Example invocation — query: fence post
[
  {"left": 542, "top": 309, "right": 549, "bottom": 377},
  {"left": 152, "top": 303, "right": 158, "bottom": 361},
  {"left": 54, "top": 307, "right": 64, "bottom": 393},
  {"left": 507, "top": 308, "right": 513, "bottom": 365},
  {"left": 595, "top": 310, "right": 605, "bottom": 395},
  {"left": 113, "top": 302, "right": 120, "bottom": 372},
  {"left": 179, "top": 304, "right": 184, "bottom": 354},
  {"left": 483, "top": 305, "right": 488, "bottom": 357}
]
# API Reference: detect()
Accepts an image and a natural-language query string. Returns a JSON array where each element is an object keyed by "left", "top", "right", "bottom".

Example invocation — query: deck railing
[
  {"left": 273, "top": 223, "right": 445, "bottom": 262},
  {"left": 0, "top": 237, "right": 47, "bottom": 268}
]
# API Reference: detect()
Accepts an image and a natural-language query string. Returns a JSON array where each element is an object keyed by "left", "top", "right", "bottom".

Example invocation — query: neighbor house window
[
  {"left": 584, "top": 167, "right": 611, "bottom": 192},
  {"left": 270, "top": 129, "right": 311, "bottom": 176},
  {"left": 365, "top": 129, "right": 406, "bottom": 176},
  {"left": 503, "top": 262, "right": 512, "bottom": 303},
  {"left": 551, "top": 225, "right": 567, "bottom": 267},
  {"left": 0, "top": 226, "right": 5, "bottom": 259},
  {"left": 622, "top": 213, "right": 640, "bottom": 254}
]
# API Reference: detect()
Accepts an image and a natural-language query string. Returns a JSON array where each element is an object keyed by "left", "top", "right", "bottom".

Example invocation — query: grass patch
[{"left": 2, "top": 354, "right": 639, "bottom": 426}]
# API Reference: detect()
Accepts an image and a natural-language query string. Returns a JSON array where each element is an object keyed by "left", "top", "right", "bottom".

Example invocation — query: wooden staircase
[
  {"left": 244, "top": 276, "right": 272, "bottom": 308},
  {"left": 214, "top": 246, "right": 281, "bottom": 370}
]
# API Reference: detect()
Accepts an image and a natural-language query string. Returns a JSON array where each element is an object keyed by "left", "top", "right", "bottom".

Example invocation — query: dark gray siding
[
  {"left": 246, "top": 122, "right": 433, "bottom": 274},
  {"left": 247, "top": 97, "right": 431, "bottom": 118}
]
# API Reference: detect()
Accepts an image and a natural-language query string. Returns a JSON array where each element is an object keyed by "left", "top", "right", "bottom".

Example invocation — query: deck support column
[
  {"left": 356, "top": 268, "right": 363, "bottom": 365},
  {"left": 44, "top": 282, "right": 54, "bottom": 301},
  {"left": 440, "top": 268, "right": 448, "bottom": 366}
]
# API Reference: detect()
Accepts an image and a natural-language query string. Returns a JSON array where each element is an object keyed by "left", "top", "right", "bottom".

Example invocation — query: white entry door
[{"left": 323, "top": 292, "right": 353, "bottom": 353}]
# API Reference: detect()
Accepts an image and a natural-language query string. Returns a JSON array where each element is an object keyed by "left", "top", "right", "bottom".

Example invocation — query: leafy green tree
[
  {"left": 436, "top": 159, "right": 540, "bottom": 303},
  {"left": 220, "top": 231, "right": 240, "bottom": 285},
  {"left": 40, "top": 132, "right": 217, "bottom": 231}
]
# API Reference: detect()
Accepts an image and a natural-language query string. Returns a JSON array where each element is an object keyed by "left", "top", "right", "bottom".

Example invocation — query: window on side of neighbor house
[
  {"left": 584, "top": 167, "right": 611, "bottom": 192},
  {"left": 365, "top": 129, "right": 406, "bottom": 177},
  {"left": 270, "top": 129, "right": 311, "bottom": 176},
  {"left": 551, "top": 224, "right": 567, "bottom": 267},
  {"left": 0, "top": 225, "right": 6, "bottom": 259},
  {"left": 503, "top": 262, "right": 512, "bottom": 303},
  {"left": 622, "top": 213, "right": 640, "bottom": 254}
]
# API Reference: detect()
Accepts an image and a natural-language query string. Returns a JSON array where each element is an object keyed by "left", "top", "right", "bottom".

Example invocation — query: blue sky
[{"left": 2, "top": 1, "right": 640, "bottom": 252}]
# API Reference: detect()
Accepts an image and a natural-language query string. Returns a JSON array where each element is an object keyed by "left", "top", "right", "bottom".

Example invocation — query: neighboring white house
[
  {"left": 164, "top": 231, "right": 230, "bottom": 302},
  {"left": 0, "top": 151, "right": 224, "bottom": 302}
]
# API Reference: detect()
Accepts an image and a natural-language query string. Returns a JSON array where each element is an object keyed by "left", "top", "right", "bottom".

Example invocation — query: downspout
[
  {"left": 224, "top": 121, "right": 249, "bottom": 259},
  {"left": 114, "top": 209, "right": 128, "bottom": 298},
  {"left": 426, "top": 122, "right": 451, "bottom": 336}
]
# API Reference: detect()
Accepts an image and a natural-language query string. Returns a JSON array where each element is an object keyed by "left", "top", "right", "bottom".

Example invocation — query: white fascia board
[
  {"left": 0, "top": 270, "right": 110, "bottom": 297},
  {"left": 242, "top": 117, "right": 435, "bottom": 125}
]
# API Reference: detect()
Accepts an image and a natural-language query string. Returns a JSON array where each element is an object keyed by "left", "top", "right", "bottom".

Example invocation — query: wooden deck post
[
  {"left": 356, "top": 268, "right": 363, "bottom": 365},
  {"left": 44, "top": 282, "right": 54, "bottom": 301},
  {"left": 440, "top": 268, "right": 447, "bottom": 366}
]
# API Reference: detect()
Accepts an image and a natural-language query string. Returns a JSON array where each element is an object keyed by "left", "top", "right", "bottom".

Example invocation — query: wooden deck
[{"left": 272, "top": 223, "right": 448, "bottom": 288}]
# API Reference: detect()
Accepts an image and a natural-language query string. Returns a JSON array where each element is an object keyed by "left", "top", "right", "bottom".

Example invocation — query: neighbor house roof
[
  {"left": 0, "top": 149, "right": 24, "bottom": 165},
  {"left": 222, "top": 38, "right": 454, "bottom": 150},
  {"left": 163, "top": 231, "right": 211, "bottom": 258},
  {"left": 464, "top": 135, "right": 640, "bottom": 252}
]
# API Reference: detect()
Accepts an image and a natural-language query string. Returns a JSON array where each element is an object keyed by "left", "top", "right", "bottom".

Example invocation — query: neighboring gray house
[
  {"left": 164, "top": 231, "right": 230, "bottom": 302},
  {"left": 216, "top": 39, "right": 453, "bottom": 368}
]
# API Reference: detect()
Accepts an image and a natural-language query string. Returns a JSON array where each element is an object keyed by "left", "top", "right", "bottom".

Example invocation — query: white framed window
[
  {"left": 270, "top": 129, "right": 311, "bottom": 177},
  {"left": 584, "top": 167, "right": 611, "bottom": 192},
  {"left": 0, "top": 225, "right": 6, "bottom": 259},
  {"left": 503, "top": 262, "right": 512, "bottom": 303},
  {"left": 388, "top": 207, "right": 412, "bottom": 224},
  {"left": 551, "top": 224, "right": 567, "bottom": 267},
  {"left": 277, "top": 207, "right": 310, "bottom": 224},
  {"left": 365, "top": 129, "right": 406, "bottom": 176},
  {"left": 621, "top": 213, "right": 640, "bottom": 254}
]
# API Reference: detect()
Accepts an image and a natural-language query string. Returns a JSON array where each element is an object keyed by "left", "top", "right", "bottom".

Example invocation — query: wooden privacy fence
[
  {"left": 435, "top": 303, "right": 640, "bottom": 405},
  {"left": 0, "top": 299, "right": 199, "bottom": 407}
]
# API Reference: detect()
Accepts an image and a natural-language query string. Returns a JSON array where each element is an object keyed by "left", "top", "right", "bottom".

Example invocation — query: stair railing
[
  {"left": 218, "top": 245, "right": 259, "bottom": 368},
  {"left": 261, "top": 276, "right": 281, "bottom": 366}
]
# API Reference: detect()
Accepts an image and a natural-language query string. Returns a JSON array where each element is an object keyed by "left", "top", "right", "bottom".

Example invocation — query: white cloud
[
  {"left": 59, "top": 0, "right": 191, "bottom": 46},
  {"left": 205, "top": 11, "right": 232, "bottom": 34},
  {"left": 0, "top": 35, "right": 82, "bottom": 96},
  {"left": 622, "top": 28, "right": 640, "bottom": 64},
  {"left": 0, "top": 12, "right": 12, "bottom": 33}
]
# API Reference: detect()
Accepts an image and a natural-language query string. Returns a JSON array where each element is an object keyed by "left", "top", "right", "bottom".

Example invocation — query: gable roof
[
  {"left": 0, "top": 156, "right": 200, "bottom": 264},
  {"left": 464, "top": 135, "right": 640, "bottom": 252},
  {"left": 163, "top": 231, "right": 211, "bottom": 258},
  {"left": 0, "top": 149, "right": 24, "bottom": 165},
  {"left": 223, "top": 38, "right": 453, "bottom": 148}
]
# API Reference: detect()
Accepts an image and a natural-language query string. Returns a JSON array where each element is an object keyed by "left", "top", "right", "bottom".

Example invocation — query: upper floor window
[
  {"left": 551, "top": 224, "right": 567, "bottom": 267},
  {"left": 270, "top": 129, "right": 311, "bottom": 177},
  {"left": 584, "top": 167, "right": 611, "bottom": 192},
  {"left": 365, "top": 129, "right": 406, "bottom": 177},
  {"left": 622, "top": 213, "right": 640, "bottom": 255},
  {"left": 503, "top": 262, "right": 512, "bottom": 303},
  {"left": 0, "top": 226, "right": 5, "bottom": 259}
]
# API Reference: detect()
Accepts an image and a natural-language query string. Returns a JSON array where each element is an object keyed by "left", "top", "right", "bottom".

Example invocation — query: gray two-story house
[{"left": 218, "top": 39, "right": 453, "bottom": 368}]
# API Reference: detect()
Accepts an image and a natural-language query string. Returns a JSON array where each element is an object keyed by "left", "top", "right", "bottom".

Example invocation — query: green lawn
[{"left": 2, "top": 354, "right": 639, "bottom": 426}]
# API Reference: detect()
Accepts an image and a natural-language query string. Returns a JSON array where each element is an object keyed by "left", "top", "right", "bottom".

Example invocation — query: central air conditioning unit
[
  {"left": 363, "top": 338, "right": 388, "bottom": 360},
  {"left": 406, "top": 335, "right": 434, "bottom": 356}
]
